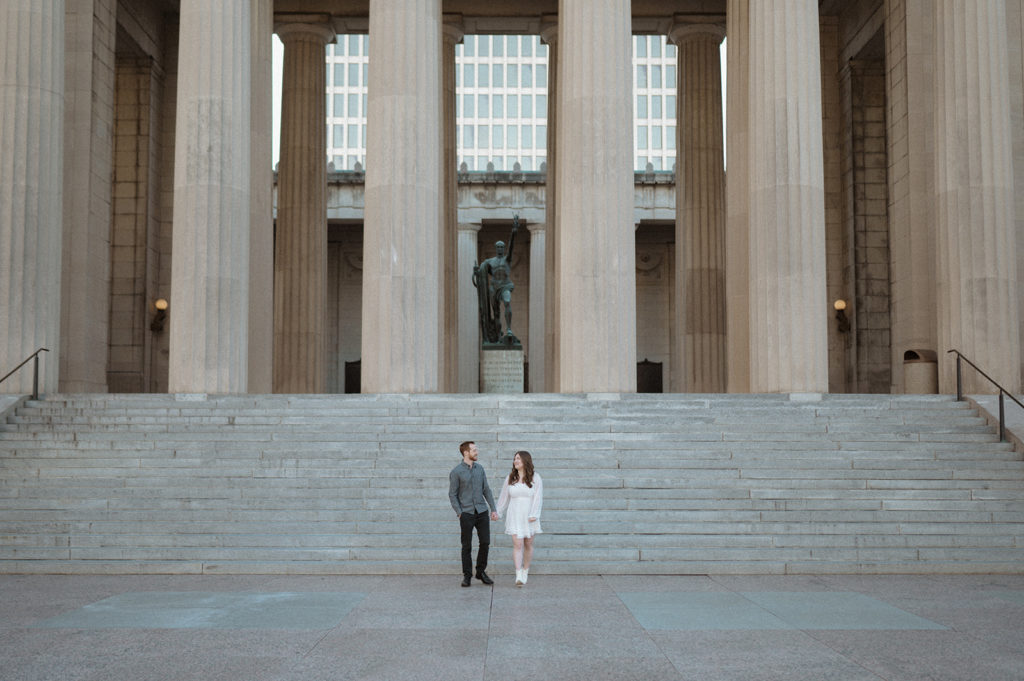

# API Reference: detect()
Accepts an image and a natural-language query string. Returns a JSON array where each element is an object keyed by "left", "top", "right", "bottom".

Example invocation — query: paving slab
[
  {"left": 1, "top": 574, "right": 1023, "bottom": 681},
  {"left": 32, "top": 591, "right": 365, "bottom": 630},
  {"left": 647, "top": 629, "right": 884, "bottom": 681}
]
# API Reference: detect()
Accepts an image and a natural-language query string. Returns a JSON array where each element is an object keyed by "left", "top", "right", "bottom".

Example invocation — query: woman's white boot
[
  {"left": 522, "top": 568, "right": 529, "bottom": 585},
  {"left": 515, "top": 569, "right": 524, "bottom": 587}
]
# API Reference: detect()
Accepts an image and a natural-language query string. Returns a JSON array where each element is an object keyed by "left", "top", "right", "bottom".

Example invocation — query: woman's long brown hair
[{"left": 507, "top": 450, "right": 535, "bottom": 487}]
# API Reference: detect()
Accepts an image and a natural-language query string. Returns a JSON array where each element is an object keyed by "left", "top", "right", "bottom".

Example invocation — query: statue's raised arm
[{"left": 506, "top": 214, "right": 519, "bottom": 262}]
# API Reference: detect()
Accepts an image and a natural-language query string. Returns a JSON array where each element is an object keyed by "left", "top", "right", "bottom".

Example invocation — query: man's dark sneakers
[
  {"left": 475, "top": 571, "right": 494, "bottom": 585},
  {"left": 461, "top": 575, "right": 472, "bottom": 587}
]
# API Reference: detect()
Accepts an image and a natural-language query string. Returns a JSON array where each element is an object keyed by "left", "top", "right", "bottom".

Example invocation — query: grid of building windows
[
  {"left": 634, "top": 36, "right": 677, "bottom": 171},
  {"left": 323, "top": 34, "right": 678, "bottom": 172},
  {"left": 455, "top": 35, "right": 549, "bottom": 171},
  {"left": 326, "top": 34, "right": 369, "bottom": 170}
]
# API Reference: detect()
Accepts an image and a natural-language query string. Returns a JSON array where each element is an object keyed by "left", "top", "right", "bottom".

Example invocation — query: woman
[{"left": 496, "top": 450, "right": 543, "bottom": 587}]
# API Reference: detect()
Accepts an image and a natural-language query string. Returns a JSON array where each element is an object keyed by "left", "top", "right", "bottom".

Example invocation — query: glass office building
[
  {"left": 325, "top": 34, "right": 678, "bottom": 172},
  {"left": 326, "top": 34, "right": 370, "bottom": 170}
]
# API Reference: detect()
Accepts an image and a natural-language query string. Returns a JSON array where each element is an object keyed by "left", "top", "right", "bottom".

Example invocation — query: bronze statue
[{"left": 473, "top": 216, "right": 521, "bottom": 347}]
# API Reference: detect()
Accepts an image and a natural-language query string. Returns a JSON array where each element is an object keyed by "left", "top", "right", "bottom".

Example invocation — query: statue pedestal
[{"left": 480, "top": 347, "right": 524, "bottom": 393}]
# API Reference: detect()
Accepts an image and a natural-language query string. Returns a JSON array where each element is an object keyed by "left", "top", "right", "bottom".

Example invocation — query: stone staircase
[{"left": 1, "top": 393, "right": 1022, "bottom": 575}]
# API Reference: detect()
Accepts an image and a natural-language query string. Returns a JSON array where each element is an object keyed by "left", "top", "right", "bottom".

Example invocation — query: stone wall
[
  {"left": 822, "top": 16, "right": 848, "bottom": 393},
  {"left": 849, "top": 61, "right": 891, "bottom": 393},
  {"left": 636, "top": 224, "right": 673, "bottom": 390},
  {"left": 326, "top": 225, "right": 364, "bottom": 393},
  {"left": 108, "top": 58, "right": 163, "bottom": 393},
  {"left": 152, "top": 17, "right": 177, "bottom": 394}
]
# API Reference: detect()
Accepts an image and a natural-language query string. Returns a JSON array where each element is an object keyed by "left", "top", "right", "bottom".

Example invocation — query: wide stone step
[
  {"left": 4, "top": 528, "right": 1020, "bottom": 558},
  {"left": 8, "top": 482, "right": 1004, "bottom": 502},
  {"left": 9, "top": 395, "right": 979, "bottom": 415},
  {"left": 4, "top": 446, "right": 1018, "bottom": 466},
  {"left": 5, "top": 516, "right": 1020, "bottom": 540},
  {"left": 6, "top": 410, "right": 992, "bottom": 426}
]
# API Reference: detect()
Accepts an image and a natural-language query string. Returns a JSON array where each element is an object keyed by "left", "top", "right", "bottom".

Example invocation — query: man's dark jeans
[{"left": 459, "top": 510, "right": 490, "bottom": 577}]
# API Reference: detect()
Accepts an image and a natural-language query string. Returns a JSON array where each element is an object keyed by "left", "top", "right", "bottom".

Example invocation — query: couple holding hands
[{"left": 448, "top": 441, "right": 543, "bottom": 588}]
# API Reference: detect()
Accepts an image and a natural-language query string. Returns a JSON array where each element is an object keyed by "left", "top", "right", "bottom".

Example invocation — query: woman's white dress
[{"left": 497, "top": 473, "right": 543, "bottom": 538}]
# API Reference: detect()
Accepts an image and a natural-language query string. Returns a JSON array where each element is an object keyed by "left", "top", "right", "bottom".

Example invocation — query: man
[{"left": 448, "top": 441, "right": 498, "bottom": 587}]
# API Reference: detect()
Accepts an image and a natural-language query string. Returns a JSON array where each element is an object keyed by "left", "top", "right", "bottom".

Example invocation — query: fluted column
[
  {"left": 747, "top": 1, "right": 828, "bottom": 393},
  {"left": 556, "top": 0, "right": 636, "bottom": 392},
  {"left": 0, "top": 1, "right": 64, "bottom": 394},
  {"left": 61, "top": 0, "right": 116, "bottom": 393},
  {"left": 725, "top": 0, "right": 751, "bottom": 392},
  {"left": 363, "top": 0, "right": 443, "bottom": 392},
  {"left": 527, "top": 222, "right": 546, "bottom": 393},
  {"left": 457, "top": 222, "right": 481, "bottom": 392},
  {"left": 670, "top": 23, "right": 727, "bottom": 393},
  {"left": 248, "top": 0, "right": 273, "bottom": 393},
  {"left": 169, "top": 0, "right": 251, "bottom": 393},
  {"left": 934, "top": 0, "right": 1021, "bottom": 392},
  {"left": 885, "top": 0, "right": 938, "bottom": 393},
  {"left": 442, "top": 19, "right": 463, "bottom": 393},
  {"left": 540, "top": 20, "right": 559, "bottom": 393},
  {"left": 273, "top": 20, "right": 334, "bottom": 394}
]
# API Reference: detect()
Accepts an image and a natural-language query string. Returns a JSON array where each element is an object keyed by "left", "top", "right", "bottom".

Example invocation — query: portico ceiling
[
  {"left": 273, "top": 0, "right": 730, "bottom": 28},
  {"left": 154, "top": 1, "right": 853, "bottom": 32},
  {"left": 147, "top": 0, "right": 850, "bottom": 25}
]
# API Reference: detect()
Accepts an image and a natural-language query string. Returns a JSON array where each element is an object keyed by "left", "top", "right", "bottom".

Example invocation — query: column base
[{"left": 480, "top": 347, "right": 524, "bottom": 393}]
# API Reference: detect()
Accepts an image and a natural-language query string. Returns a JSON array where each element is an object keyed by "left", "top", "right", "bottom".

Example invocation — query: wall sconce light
[
  {"left": 833, "top": 299, "right": 851, "bottom": 334},
  {"left": 150, "top": 298, "right": 169, "bottom": 333}
]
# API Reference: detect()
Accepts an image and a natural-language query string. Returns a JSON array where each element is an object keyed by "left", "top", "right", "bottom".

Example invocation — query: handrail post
[
  {"left": 0, "top": 347, "right": 49, "bottom": 397},
  {"left": 946, "top": 349, "right": 1024, "bottom": 444},
  {"left": 32, "top": 354, "right": 40, "bottom": 401},
  {"left": 955, "top": 354, "right": 963, "bottom": 401},
  {"left": 999, "top": 390, "right": 1006, "bottom": 442}
]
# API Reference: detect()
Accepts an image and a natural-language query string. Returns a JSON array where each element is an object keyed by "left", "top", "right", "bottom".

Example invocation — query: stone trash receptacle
[{"left": 903, "top": 349, "right": 938, "bottom": 393}]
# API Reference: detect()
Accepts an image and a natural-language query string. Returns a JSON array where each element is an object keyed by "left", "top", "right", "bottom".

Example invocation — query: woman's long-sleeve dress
[{"left": 496, "top": 473, "right": 543, "bottom": 538}]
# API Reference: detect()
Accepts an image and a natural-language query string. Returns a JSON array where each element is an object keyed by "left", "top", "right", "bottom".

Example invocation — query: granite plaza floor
[{"left": 2, "top": 573, "right": 1023, "bottom": 680}]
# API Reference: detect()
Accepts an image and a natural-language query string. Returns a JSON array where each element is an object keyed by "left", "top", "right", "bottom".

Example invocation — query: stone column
[
  {"left": 669, "top": 23, "right": 727, "bottom": 393},
  {"left": 442, "top": 19, "right": 463, "bottom": 393},
  {"left": 0, "top": 1, "right": 64, "bottom": 394},
  {"left": 61, "top": 0, "right": 115, "bottom": 393},
  {"left": 273, "top": 20, "right": 334, "bottom": 394},
  {"left": 248, "top": 0, "right": 273, "bottom": 393},
  {"left": 747, "top": 1, "right": 828, "bottom": 393},
  {"left": 556, "top": 0, "right": 636, "bottom": 392},
  {"left": 362, "top": 0, "right": 443, "bottom": 393},
  {"left": 527, "top": 222, "right": 546, "bottom": 393},
  {"left": 169, "top": 0, "right": 252, "bottom": 393},
  {"left": 725, "top": 0, "right": 751, "bottom": 392},
  {"left": 934, "top": 0, "right": 1021, "bottom": 392},
  {"left": 885, "top": 0, "right": 937, "bottom": 393},
  {"left": 540, "top": 20, "right": 559, "bottom": 393},
  {"left": 1010, "top": 1, "right": 1024, "bottom": 388},
  {"left": 457, "top": 222, "right": 481, "bottom": 392}
]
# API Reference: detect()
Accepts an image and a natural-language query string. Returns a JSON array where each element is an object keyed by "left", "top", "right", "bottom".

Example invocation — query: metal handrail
[
  {"left": 0, "top": 347, "right": 50, "bottom": 400},
  {"left": 947, "top": 349, "right": 1024, "bottom": 442}
]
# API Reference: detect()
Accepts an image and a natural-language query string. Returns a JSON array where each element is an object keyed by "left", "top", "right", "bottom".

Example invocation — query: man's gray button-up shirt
[{"left": 449, "top": 461, "right": 496, "bottom": 515}]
